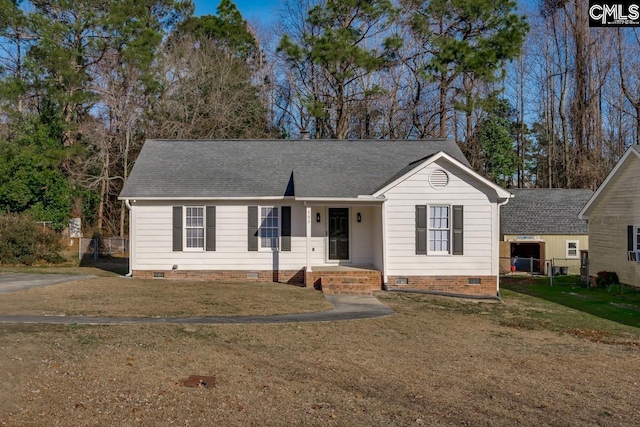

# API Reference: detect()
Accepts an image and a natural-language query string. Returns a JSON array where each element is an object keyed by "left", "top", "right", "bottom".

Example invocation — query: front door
[{"left": 328, "top": 208, "right": 349, "bottom": 260}]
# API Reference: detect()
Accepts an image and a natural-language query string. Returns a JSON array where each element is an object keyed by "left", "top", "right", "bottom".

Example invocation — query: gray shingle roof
[
  {"left": 501, "top": 189, "right": 594, "bottom": 235},
  {"left": 119, "top": 139, "right": 470, "bottom": 199}
]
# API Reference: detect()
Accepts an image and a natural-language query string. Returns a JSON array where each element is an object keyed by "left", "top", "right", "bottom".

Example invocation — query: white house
[{"left": 119, "top": 139, "right": 512, "bottom": 297}]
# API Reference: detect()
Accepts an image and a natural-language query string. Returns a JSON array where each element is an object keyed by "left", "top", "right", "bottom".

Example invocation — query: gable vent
[{"left": 429, "top": 169, "right": 449, "bottom": 189}]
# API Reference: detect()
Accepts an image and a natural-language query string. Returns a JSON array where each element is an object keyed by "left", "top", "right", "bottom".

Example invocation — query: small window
[
  {"left": 429, "top": 205, "right": 450, "bottom": 254},
  {"left": 636, "top": 227, "right": 640, "bottom": 251},
  {"left": 566, "top": 240, "right": 579, "bottom": 258},
  {"left": 260, "top": 206, "right": 279, "bottom": 249},
  {"left": 185, "top": 207, "right": 204, "bottom": 249}
]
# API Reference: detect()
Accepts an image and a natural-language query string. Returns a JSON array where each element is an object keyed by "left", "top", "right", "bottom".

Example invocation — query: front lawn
[
  {"left": 501, "top": 275, "right": 640, "bottom": 327},
  {"left": 0, "top": 290, "right": 638, "bottom": 426},
  {"left": 0, "top": 275, "right": 332, "bottom": 317}
]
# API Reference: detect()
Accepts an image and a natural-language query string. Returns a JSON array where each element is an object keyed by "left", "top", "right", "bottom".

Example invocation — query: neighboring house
[
  {"left": 119, "top": 139, "right": 512, "bottom": 297},
  {"left": 579, "top": 145, "right": 640, "bottom": 287},
  {"left": 500, "top": 189, "right": 593, "bottom": 275}
]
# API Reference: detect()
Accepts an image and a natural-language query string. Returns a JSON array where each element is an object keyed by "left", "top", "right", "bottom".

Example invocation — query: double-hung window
[
  {"left": 566, "top": 240, "right": 579, "bottom": 258},
  {"left": 429, "top": 205, "right": 450, "bottom": 254},
  {"left": 185, "top": 206, "right": 204, "bottom": 249},
  {"left": 260, "top": 206, "right": 279, "bottom": 249}
]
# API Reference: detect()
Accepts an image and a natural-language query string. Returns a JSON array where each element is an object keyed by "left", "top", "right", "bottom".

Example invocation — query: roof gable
[
  {"left": 501, "top": 188, "right": 593, "bottom": 235},
  {"left": 372, "top": 151, "right": 512, "bottom": 199},
  {"left": 119, "top": 139, "right": 472, "bottom": 199},
  {"left": 579, "top": 145, "right": 640, "bottom": 219}
]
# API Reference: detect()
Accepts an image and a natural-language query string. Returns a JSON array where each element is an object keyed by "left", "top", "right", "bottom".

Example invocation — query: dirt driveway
[{"left": 0, "top": 273, "right": 95, "bottom": 294}]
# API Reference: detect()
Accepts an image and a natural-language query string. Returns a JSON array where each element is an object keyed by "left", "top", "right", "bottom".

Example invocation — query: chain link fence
[
  {"left": 500, "top": 257, "right": 583, "bottom": 276},
  {"left": 79, "top": 237, "right": 128, "bottom": 261}
]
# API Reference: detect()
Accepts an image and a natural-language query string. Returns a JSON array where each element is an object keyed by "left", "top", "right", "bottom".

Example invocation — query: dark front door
[{"left": 328, "top": 208, "right": 349, "bottom": 260}]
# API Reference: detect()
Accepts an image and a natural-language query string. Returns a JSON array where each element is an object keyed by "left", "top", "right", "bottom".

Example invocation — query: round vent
[{"left": 429, "top": 169, "right": 449, "bottom": 189}]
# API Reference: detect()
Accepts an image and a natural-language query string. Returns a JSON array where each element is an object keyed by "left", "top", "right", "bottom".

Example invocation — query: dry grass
[
  {"left": 0, "top": 277, "right": 332, "bottom": 317},
  {"left": 0, "top": 290, "right": 639, "bottom": 426},
  {"left": 1, "top": 260, "right": 127, "bottom": 277}
]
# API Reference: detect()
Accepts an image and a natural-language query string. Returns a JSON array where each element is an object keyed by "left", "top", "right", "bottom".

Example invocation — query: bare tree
[{"left": 150, "top": 36, "right": 270, "bottom": 139}]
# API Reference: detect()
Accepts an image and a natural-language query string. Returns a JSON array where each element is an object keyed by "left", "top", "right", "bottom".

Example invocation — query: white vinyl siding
[
  {"left": 131, "top": 201, "right": 378, "bottom": 272},
  {"left": 384, "top": 158, "right": 495, "bottom": 276},
  {"left": 132, "top": 201, "right": 306, "bottom": 271}
]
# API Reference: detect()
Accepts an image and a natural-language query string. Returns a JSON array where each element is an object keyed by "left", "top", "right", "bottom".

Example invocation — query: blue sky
[
  {"left": 194, "top": 0, "right": 538, "bottom": 24},
  {"left": 193, "top": 0, "right": 280, "bottom": 23}
]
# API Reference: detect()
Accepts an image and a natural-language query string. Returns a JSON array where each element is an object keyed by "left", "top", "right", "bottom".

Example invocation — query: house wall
[
  {"left": 131, "top": 200, "right": 379, "bottom": 276},
  {"left": 381, "top": 158, "right": 499, "bottom": 295},
  {"left": 502, "top": 234, "right": 588, "bottom": 274},
  {"left": 587, "top": 157, "right": 640, "bottom": 287},
  {"left": 132, "top": 200, "right": 307, "bottom": 272}
]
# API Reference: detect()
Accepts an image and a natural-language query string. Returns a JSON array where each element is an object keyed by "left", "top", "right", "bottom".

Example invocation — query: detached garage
[{"left": 500, "top": 189, "right": 593, "bottom": 275}]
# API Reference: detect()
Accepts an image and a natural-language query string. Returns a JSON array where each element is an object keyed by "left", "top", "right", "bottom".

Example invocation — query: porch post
[
  {"left": 381, "top": 200, "right": 388, "bottom": 286},
  {"left": 306, "top": 205, "right": 312, "bottom": 274}
]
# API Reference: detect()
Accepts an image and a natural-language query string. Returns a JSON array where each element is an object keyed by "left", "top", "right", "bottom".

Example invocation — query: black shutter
[
  {"left": 281, "top": 206, "right": 291, "bottom": 251},
  {"left": 452, "top": 205, "right": 464, "bottom": 255},
  {"left": 416, "top": 205, "right": 427, "bottom": 255},
  {"left": 628, "top": 225, "right": 634, "bottom": 252},
  {"left": 172, "top": 206, "right": 182, "bottom": 252},
  {"left": 248, "top": 206, "right": 258, "bottom": 251},
  {"left": 206, "top": 206, "right": 216, "bottom": 251}
]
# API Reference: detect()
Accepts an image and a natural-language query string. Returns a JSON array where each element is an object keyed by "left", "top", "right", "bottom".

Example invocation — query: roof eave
[{"left": 118, "top": 196, "right": 295, "bottom": 201}]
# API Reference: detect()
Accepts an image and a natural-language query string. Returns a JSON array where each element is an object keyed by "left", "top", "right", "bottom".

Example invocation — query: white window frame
[
  {"left": 427, "top": 204, "right": 451, "bottom": 255},
  {"left": 259, "top": 206, "right": 280, "bottom": 251},
  {"left": 184, "top": 206, "right": 205, "bottom": 251},
  {"left": 565, "top": 240, "right": 579, "bottom": 258}
]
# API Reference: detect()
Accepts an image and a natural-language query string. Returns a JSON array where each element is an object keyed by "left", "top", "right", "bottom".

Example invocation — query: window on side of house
[
  {"left": 260, "top": 206, "right": 279, "bottom": 249},
  {"left": 566, "top": 240, "right": 579, "bottom": 258},
  {"left": 428, "top": 205, "right": 450, "bottom": 254},
  {"left": 636, "top": 226, "right": 640, "bottom": 251},
  {"left": 185, "top": 206, "right": 204, "bottom": 249}
]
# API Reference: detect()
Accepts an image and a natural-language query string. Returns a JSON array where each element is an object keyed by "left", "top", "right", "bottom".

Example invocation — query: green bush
[
  {"left": 595, "top": 271, "right": 619, "bottom": 288},
  {"left": 0, "top": 213, "right": 64, "bottom": 265}
]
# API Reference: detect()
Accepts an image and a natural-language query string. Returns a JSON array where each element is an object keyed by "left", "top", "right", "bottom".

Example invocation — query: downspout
[{"left": 124, "top": 199, "right": 133, "bottom": 277}]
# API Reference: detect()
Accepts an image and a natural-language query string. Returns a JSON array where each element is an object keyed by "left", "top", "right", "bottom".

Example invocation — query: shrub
[
  {"left": 0, "top": 213, "right": 64, "bottom": 265},
  {"left": 595, "top": 271, "right": 619, "bottom": 288}
]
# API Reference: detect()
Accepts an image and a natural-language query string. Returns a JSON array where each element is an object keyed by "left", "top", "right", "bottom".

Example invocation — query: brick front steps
[
  {"left": 319, "top": 281, "right": 374, "bottom": 295},
  {"left": 306, "top": 267, "right": 382, "bottom": 295}
]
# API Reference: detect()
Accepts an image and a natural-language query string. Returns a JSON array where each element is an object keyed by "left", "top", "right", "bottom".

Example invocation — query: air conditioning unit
[{"left": 628, "top": 251, "right": 640, "bottom": 262}]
